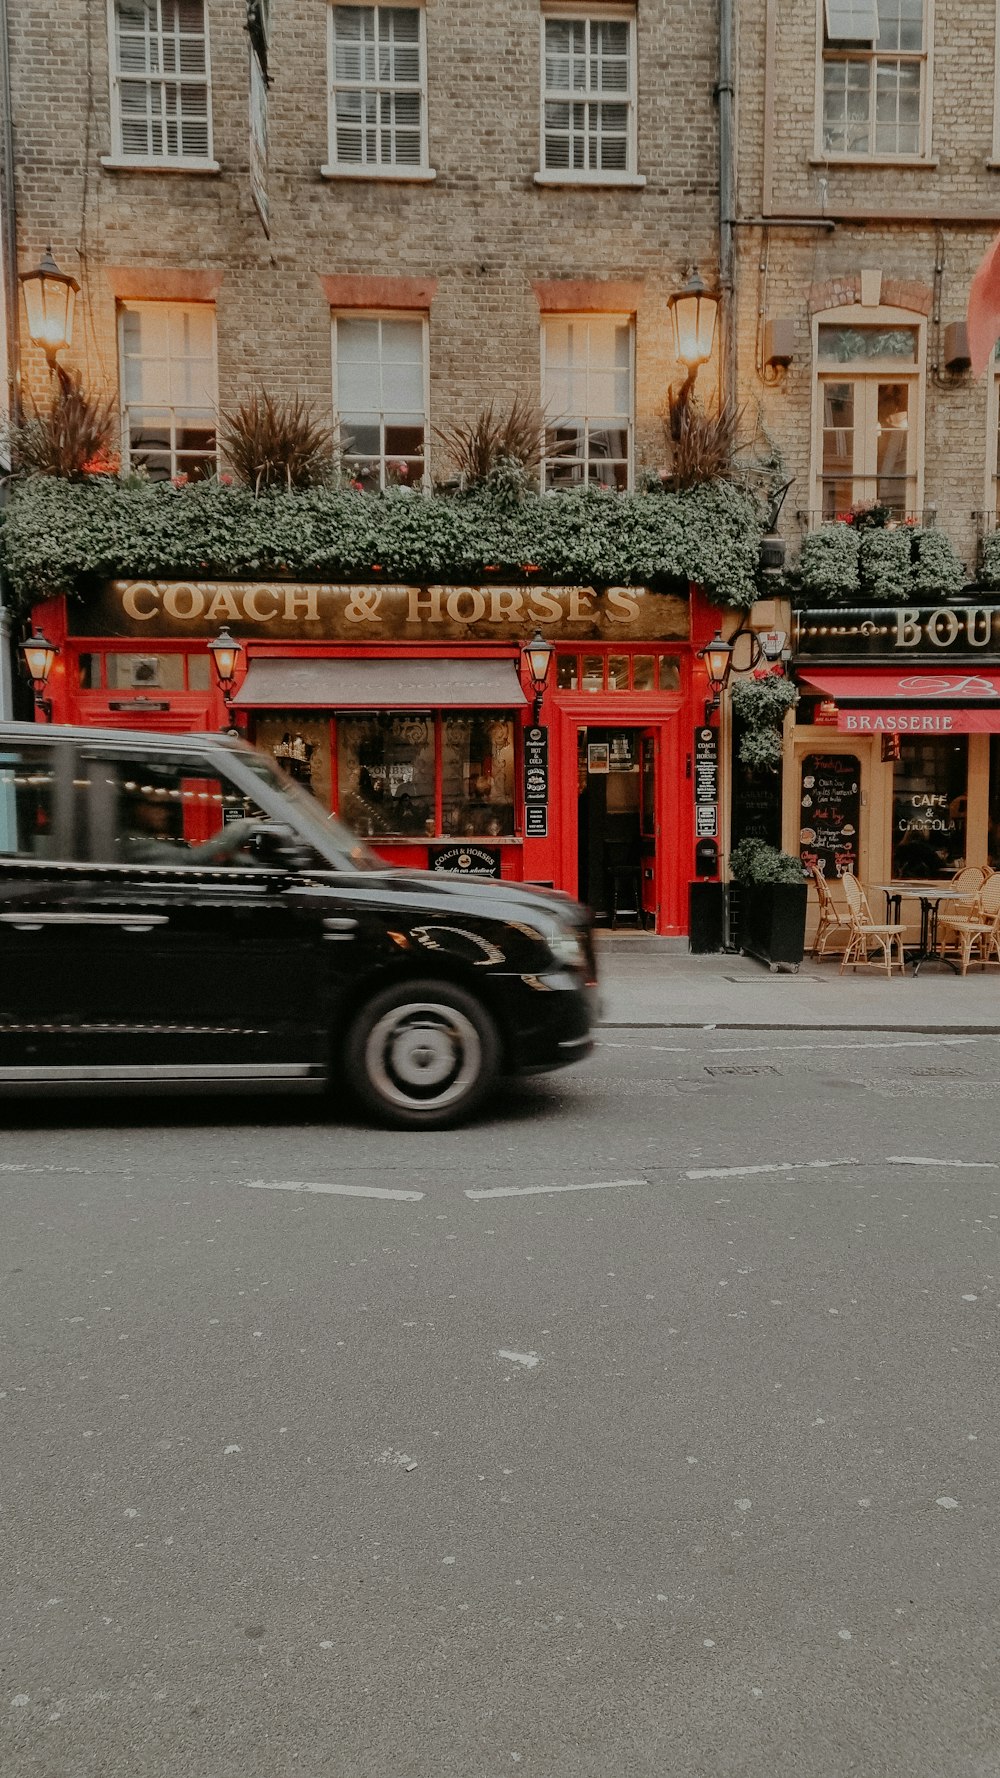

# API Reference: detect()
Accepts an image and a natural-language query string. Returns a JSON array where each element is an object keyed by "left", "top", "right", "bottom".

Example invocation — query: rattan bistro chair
[
  {"left": 839, "top": 873, "right": 906, "bottom": 978},
  {"left": 810, "top": 864, "right": 850, "bottom": 959},
  {"left": 948, "top": 865, "right": 990, "bottom": 915},
  {"left": 938, "top": 870, "right": 1000, "bottom": 976}
]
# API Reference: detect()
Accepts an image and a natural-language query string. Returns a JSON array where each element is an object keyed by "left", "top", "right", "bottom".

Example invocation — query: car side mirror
[{"left": 250, "top": 822, "right": 319, "bottom": 873}]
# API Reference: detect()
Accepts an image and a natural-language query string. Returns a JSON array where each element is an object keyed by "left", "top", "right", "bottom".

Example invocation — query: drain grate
[{"left": 704, "top": 1064, "right": 782, "bottom": 1077}]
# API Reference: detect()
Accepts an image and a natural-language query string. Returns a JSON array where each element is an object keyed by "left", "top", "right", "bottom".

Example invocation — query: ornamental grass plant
[
  {"left": 219, "top": 390, "right": 336, "bottom": 494},
  {"left": 9, "top": 375, "right": 118, "bottom": 482}
]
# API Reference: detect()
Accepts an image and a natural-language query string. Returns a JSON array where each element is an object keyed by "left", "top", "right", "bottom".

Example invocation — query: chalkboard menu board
[{"left": 799, "top": 754, "right": 861, "bottom": 879}]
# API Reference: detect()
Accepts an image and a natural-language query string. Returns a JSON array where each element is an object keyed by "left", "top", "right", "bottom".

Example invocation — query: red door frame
[{"left": 552, "top": 695, "right": 688, "bottom": 934}]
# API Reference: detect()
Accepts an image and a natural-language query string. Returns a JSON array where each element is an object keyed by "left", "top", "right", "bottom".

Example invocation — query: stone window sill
[
  {"left": 808, "top": 154, "right": 939, "bottom": 170},
  {"left": 101, "top": 156, "right": 221, "bottom": 174},
  {"left": 320, "top": 164, "right": 437, "bottom": 182},
  {"left": 534, "top": 169, "right": 646, "bottom": 189}
]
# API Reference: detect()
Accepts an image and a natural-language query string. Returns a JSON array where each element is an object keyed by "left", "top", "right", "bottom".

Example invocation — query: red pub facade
[{"left": 29, "top": 577, "right": 721, "bottom": 935}]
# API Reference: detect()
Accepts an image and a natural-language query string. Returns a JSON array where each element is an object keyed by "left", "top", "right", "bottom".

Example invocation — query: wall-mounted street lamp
[
  {"left": 698, "top": 629, "right": 734, "bottom": 727},
  {"left": 667, "top": 268, "right": 720, "bottom": 404},
  {"left": 19, "top": 247, "right": 79, "bottom": 389},
  {"left": 522, "top": 630, "right": 555, "bottom": 724},
  {"left": 19, "top": 627, "right": 59, "bottom": 720},
  {"left": 207, "top": 625, "right": 245, "bottom": 715}
]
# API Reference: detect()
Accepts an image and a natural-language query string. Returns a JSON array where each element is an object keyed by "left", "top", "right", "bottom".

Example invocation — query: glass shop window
[
  {"left": 557, "top": 654, "right": 579, "bottom": 690},
  {"left": 78, "top": 653, "right": 102, "bottom": 689},
  {"left": 104, "top": 653, "right": 186, "bottom": 691},
  {"left": 441, "top": 715, "right": 516, "bottom": 837},
  {"left": 186, "top": 654, "right": 212, "bottom": 691},
  {"left": 337, "top": 712, "right": 435, "bottom": 837},
  {"left": 254, "top": 714, "right": 333, "bottom": 809},
  {"left": 632, "top": 654, "right": 655, "bottom": 690},
  {"left": 891, "top": 737, "right": 968, "bottom": 879},
  {"left": 658, "top": 656, "right": 680, "bottom": 691}
]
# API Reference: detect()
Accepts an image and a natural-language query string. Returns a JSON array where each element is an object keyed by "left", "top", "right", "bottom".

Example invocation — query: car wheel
[{"left": 344, "top": 978, "right": 500, "bottom": 1129}]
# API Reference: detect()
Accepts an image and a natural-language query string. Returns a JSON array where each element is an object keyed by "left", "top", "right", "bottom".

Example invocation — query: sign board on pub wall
[
  {"left": 428, "top": 846, "right": 501, "bottom": 878},
  {"left": 81, "top": 581, "right": 692, "bottom": 644},
  {"left": 795, "top": 606, "right": 1000, "bottom": 662},
  {"left": 694, "top": 726, "right": 718, "bottom": 839}
]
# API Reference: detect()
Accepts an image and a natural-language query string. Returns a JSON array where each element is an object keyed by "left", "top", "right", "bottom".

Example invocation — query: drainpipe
[
  {"left": 0, "top": 0, "right": 19, "bottom": 719},
  {"left": 718, "top": 0, "right": 737, "bottom": 408}
]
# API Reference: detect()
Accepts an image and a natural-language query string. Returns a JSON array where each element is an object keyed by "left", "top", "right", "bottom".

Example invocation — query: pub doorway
[{"left": 576, "top": 726, "right": 657, "bottom": 927}]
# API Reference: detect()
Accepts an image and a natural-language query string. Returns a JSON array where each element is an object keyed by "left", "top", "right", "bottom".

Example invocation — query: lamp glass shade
[
  {"left": 669, "top": 272, "right": 719, "bottom": 367},
  {"left": 700, "top": 632, "right": 733, "bottom": 690},
  {"left": 207, "top": 626, "right": 244, "bottom": 688},
  {"left": 523, "top": 631, "right": 555, "bottom": 690},
  {"left": 20, "top": 250, "right": 79, "bottom": 357},
  {"left": 21, "top": 631, "right": 58, "bottom": 687}
]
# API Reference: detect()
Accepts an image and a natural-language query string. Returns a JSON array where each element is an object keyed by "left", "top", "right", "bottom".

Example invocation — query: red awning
[{"left": 799, "top": 667, "right": 1000, "bottom": 702}]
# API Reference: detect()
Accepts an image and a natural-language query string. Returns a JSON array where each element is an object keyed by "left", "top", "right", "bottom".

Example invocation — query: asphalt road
[{"left": 3, "top": 1029, "right": 1000, "bottom": 1778}]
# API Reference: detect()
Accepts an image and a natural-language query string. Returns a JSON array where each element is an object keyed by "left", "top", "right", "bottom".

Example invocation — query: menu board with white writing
[{"left": 799, "top": 754, "right": 861, "bottom": 879}]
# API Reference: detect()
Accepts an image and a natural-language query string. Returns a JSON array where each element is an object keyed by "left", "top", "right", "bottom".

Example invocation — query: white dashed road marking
[
  {"left": 245, "top": 1179, "right": 425, "bottom": 1202},
  {"left": 465, "top": 1178, "right": 646, "bottom": 1202},
  {"left": 686, "top": 1159, "right": 859, "bottom": 1181}
]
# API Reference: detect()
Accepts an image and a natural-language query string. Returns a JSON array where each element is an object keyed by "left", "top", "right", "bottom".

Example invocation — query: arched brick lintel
[{"left": 808, "top": 275, "right": 933, "bottom": 317}]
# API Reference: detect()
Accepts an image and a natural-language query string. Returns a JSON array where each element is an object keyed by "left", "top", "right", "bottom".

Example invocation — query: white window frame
[
  {"left": 331, "top": 310, "right": 431, "bottom": 492},
  {"left": 810, "top": 304, "right": 926, "bottom": 523},
  {"left": 323, "top": 3, "right": 434, "bottom": 181},
  {"left": 118, "top": 301, "right": 219, "bottom": 482},
  {"left": 540, "top": 311, "right": 634, "bottom": 492},
  {"left": 104, "top": 0, "right": 217, "bottom": 172},
  {"left": 815, "top": 0, "right": 934, "bottom": 165},
  {"left": 535, "top": 5, "right": 644, "bottom": 189}
]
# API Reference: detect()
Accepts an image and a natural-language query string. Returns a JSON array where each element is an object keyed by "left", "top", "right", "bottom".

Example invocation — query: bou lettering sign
[{"left": 795, "top": 605, "right": 1000, "bottom": 662}]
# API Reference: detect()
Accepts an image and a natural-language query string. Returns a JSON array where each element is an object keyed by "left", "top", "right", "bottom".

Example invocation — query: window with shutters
[
  {"left": 326, "top": 5, "right": 429, "bottom": 176},
  {"left": 541, "top": 314, "right": 633, "bottom": 490},
  {"left": 334, "top": 314, "right": 429, "bottom": 491},
  {"left": 119, "top": 303, "right": 218, "bottom": 482},
  {"left": 109, "top": 0, "right": 214, "bottom": 165},
  {"left": 811, "top": 309, "right": 925, "bottom": 521},
  {"left": 820, "top": 0, "right": 928, "bottom": 159},
  {"left": 540, "top": 10, "right": 637, "bottom": 182}
]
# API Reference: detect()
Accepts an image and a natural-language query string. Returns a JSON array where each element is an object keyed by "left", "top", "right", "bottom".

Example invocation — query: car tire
[{"left": 343, "top": 978, "right": 500, "bottom": 1129}]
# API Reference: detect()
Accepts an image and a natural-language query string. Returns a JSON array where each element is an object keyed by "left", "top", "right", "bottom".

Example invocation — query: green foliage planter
[
  {"left": 730, "top": 673, "right": 798, "bottom": 772},
  {"left": 794, "top": 521, "right": 966, "bottom": 606},
  {"left": 729, "top": 837, "right": 808, "bottom": 972},
  {"left": 0, "top": 474, "right": 768, "bottom": 615}
]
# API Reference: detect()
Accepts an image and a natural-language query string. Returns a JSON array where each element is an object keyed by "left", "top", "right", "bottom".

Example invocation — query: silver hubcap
[{"left": 365, "top": 1001, "right": 482, "bottom": 1112}]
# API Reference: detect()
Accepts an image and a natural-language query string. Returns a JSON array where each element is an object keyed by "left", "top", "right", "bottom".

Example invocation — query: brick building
[
  {"left": 732, "top": 0, "right": 1000, "bottom": 915},
  {"left": 0, "top": 0, "right": 735, "bottom": 933}
]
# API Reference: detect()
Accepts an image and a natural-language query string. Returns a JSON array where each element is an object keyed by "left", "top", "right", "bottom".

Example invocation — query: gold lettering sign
[{"left": 72, "top": 581, "right": 691, "bottom": 644}]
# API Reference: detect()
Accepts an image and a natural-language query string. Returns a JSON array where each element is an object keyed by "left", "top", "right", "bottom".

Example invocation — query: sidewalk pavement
[{"left": 594, "top": 938, "right": 1000, "bottom": 1031}]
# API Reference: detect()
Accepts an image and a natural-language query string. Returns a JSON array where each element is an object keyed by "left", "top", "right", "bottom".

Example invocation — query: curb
[{"left": 597, "top": 1022, "right": 1000, "bottom": 1035}]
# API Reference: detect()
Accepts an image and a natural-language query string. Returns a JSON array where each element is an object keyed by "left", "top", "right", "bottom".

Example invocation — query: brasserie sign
[
  {"left": 795, "top": 605, "right": 1000, "bottom": 662},
  {"left": 74, "top": 580, "right": 691, "bottom": 644}
]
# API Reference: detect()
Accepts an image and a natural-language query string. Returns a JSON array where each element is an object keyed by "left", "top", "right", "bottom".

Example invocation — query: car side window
[
  {"left": 81, "top": 752, "right": 280, "bottom": 867},
  {"left": 0, "top": 742, "right": 65, "bottom": 859}
]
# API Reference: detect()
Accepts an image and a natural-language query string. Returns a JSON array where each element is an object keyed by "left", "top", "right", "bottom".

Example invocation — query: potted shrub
[{"left": 729, "top": 837, "right": 808, "bottom": 972}]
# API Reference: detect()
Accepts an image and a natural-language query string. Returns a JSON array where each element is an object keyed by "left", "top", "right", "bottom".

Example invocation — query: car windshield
[{"left": 237, "top": 746, "right": 385, "bottom": 871}]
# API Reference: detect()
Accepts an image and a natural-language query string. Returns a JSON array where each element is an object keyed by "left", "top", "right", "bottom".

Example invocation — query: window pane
[
  {"left": 892, "top": 737, "right": 967, "bottom": 878},
  {"left": 0, "top": 745, "right": 57, "bottom": 857},
  {"left": 253, "top": 715, "right": 333, "bottom": 809},
  {"left": 658, "top": 656, "right": 680, "bottom": 691},
  {"left": 441, "top": 715, "right": 515, "bottom": 837},
  {"left": 336, "top": 712, "right": 434, "bottom": 836},
  {"left": 607, "top": 655, "right": 628, "bottom": 691},
  {"left": 632, "top": 655, "right": 655, "bottom": 691},
  {"left": 104, "top": 653, "right": 186, "bottom": 690},
  {"left": 187, "top": 654, "right": 211, "bottom": 691},
  {"left": 582, "top": 656, "right": 603, "bottom": 691},
  {"left": 78, "top": 653, "right": 102, "bottom": 689},
  {"left": 818, "top": 325, "right": 917, "bottom": 361},
  {"left": 557, "top": 654, "right": 579, "bottom": 690}
]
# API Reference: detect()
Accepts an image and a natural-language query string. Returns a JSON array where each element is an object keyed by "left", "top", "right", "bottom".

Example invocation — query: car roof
[{"left": 0, "top": 720, "right": 244, "bottom": 754}]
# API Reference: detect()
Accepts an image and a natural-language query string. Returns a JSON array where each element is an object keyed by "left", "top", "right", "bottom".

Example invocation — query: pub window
[
  {"left": 186, "top": 653, "right": 212, "bottom": 691},
  {"left": 557, "top": 654, "right": 579, "bottom": 690},
  {"left": 104, "top": 653, "right": 186, "bottom": 691},
  {"left": 337, "top": 712, "right": 435, "bottom": 836},
  {"left": 119, "top": 301, "right": 218, "bottom": 482},
  {"left": 891, "top": 736, "right": 967, "bottom": 879},
  {"left": 253, "top": 714, "right": 334, "bottom": 811},
  {"left": 540, "top": 11, "right": 638, "bottom": 181},
  {"left": 327, "top": 4, "right": 429, "bottom": 175},
  {"left": 109, "top": 0, "right": 214, "bottom": 166},
  {"left": 78, "top": 653, "right": 103, "bottom": 689},
  {"left": 553, "top": 652, "right": 681, "bottom": 692},
  {"left": 820, "top": 0, "right": 927, "bottom": 161},
  {"left": 334, "top": 313, "right": 429, "bottom": 491},
  {"left": 813, "top": 311, "right": 923, "bottom": 521},
  {"left": 441, "top": 716, "right": 516, "bottom": 838},
  {"left": 541, "top": 314, "right": 633, "bottom": 490}
]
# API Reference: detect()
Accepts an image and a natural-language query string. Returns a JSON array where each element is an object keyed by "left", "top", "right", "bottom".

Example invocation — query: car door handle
[
  {"left": 0, "top": 912, "right": 169, "bottom": 929},
  {"left": 323, "top": 915, "right": 358, "bottom": 940}
]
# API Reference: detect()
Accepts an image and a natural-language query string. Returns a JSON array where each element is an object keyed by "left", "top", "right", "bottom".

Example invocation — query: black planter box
[{"left": 741, "top": 881, "right": 807, "bottom": 972}]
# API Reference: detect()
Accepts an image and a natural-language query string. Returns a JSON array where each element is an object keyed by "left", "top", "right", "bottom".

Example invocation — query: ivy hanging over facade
[{"left": 0, "top": 474, "right": 768, "bottom": 615}]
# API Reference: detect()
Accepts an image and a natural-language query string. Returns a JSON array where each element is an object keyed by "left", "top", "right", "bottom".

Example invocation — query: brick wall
[{"left": 6, "top": 0, "right": 723, "bottom": 480}]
